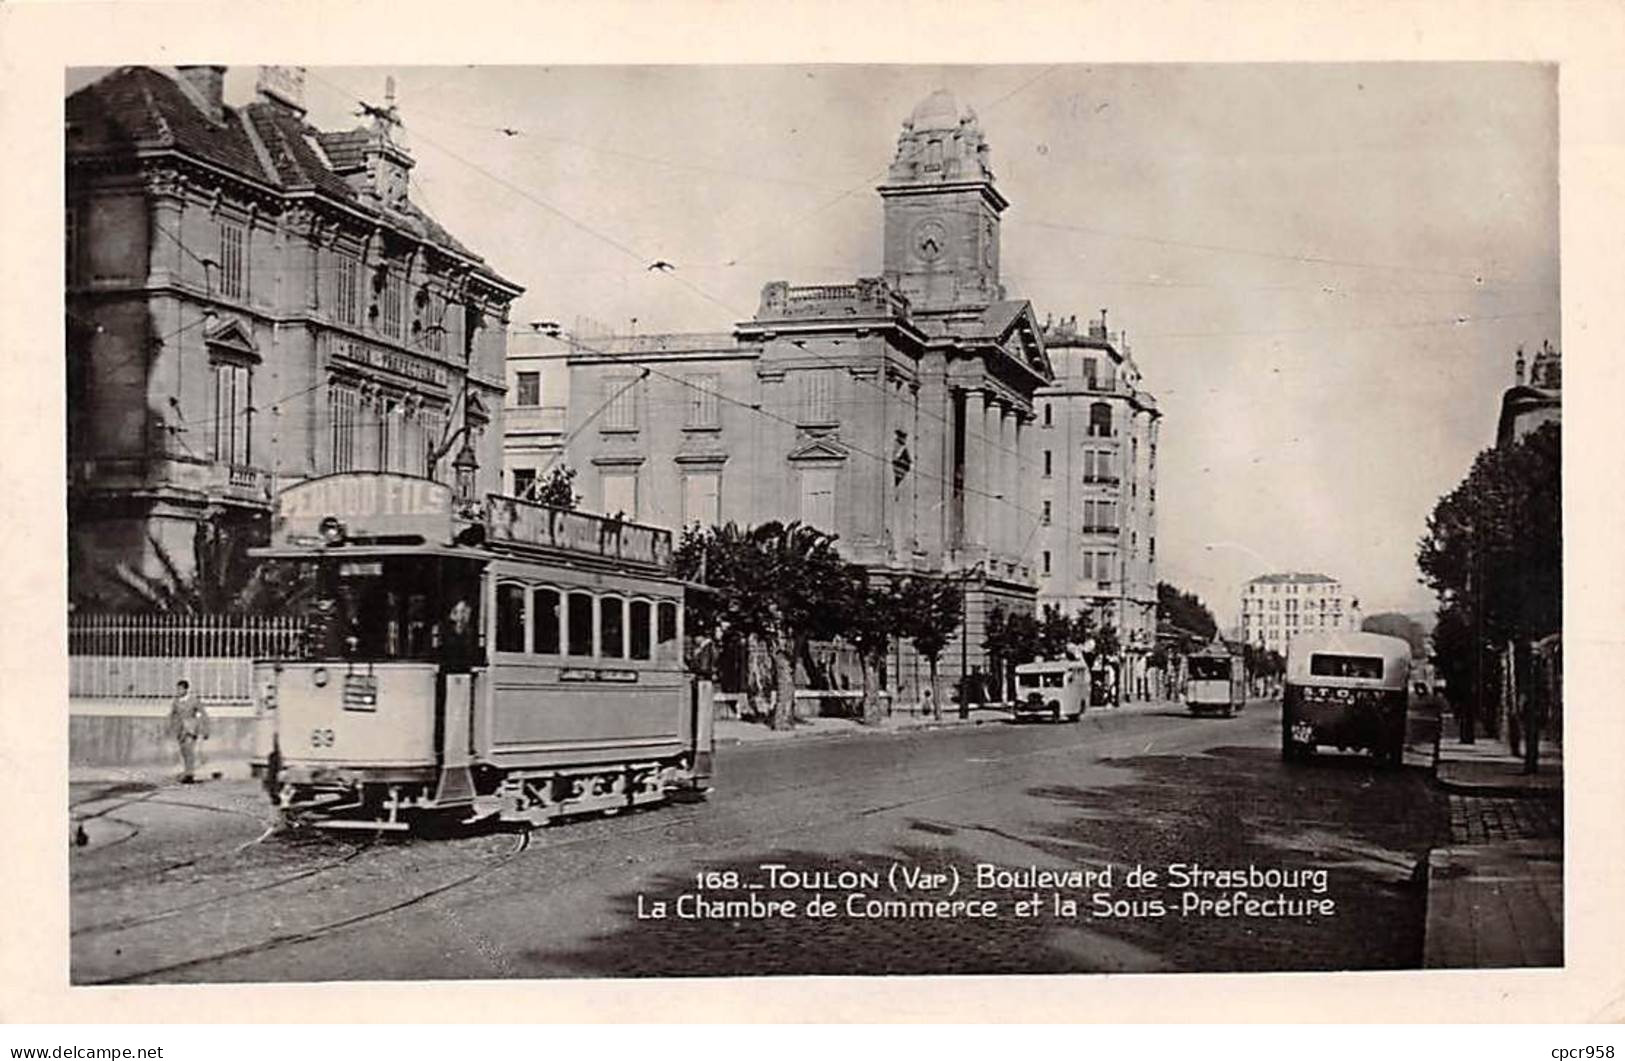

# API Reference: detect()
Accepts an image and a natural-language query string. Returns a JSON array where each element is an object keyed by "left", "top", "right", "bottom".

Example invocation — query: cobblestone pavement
[
  {"left": 1447, "top": 793, "right": 1563, "bottom": 845},
  {"left": 72, "top": 701, "right": 1450, "bottom": 982}
]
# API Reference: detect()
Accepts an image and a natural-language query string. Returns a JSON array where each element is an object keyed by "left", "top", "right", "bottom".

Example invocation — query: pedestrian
[
  {"left": 168, "top": 679, "right": 210, "bottom": 783},
  {"left": 920, "top": 683, "right": 936, "bottom": 719}
]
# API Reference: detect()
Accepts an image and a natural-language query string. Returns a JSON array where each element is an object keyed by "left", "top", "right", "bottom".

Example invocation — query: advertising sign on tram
[{"left": 273, "top": 472, "right": 455, "bottom": 546}]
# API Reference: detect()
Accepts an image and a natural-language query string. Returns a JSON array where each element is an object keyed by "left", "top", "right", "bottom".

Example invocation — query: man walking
[{"left": 169, "top": 679, "right": 210, "bottom": 783}]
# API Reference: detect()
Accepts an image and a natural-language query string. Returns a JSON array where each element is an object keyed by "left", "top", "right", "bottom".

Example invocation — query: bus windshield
[
  {"left": 1188, "top": 657, "right": 1231, "bottom": 680},
  {"left": 277, "top": 555, "right": 485, "bottom": 664},
  {"left": 1309, "top": 653, "right": 1384, "bottom": 680}
]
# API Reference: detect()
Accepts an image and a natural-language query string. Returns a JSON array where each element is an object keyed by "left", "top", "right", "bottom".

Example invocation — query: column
[
  {"left": 998, "top": 403, "right": 1016, "bottom": 566},
  {"left": 966, "top": 389, "right": 990, "bottom": 559},
  {"left": 1018, "top": 411, "right": 1037, "bottom": 581}
]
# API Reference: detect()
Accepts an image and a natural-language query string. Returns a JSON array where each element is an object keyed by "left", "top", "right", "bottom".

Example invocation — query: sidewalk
[
  {"left": 1422, "top": 728, "right": 1564, "bottom": 969},
  {"left": 714, "top": 697, "right": 1181, "bottom": 746}
]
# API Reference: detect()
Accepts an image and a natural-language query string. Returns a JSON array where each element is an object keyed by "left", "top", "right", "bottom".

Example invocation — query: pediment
[
  {"left": 786, "top": 435, "right": 849, "bottom": 463},
  {"left": 203, "top": 317, "right": 258, "bottom": 359},
  {"left": 998, "top": 303, "right": 1053, "bottom": 382}
]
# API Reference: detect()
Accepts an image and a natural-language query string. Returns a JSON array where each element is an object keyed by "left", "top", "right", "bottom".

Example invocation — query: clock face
[{"left": 912, "top": 217, "right": 948, "bottom": 262}]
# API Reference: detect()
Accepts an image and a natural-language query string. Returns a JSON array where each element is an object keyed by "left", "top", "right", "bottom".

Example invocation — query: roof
[
  {"left": 67, "top": 67, "right": 515, "bottom": 292},
  {"left": 1248, "top": 572, "right": 1338, "bottom": 585}
]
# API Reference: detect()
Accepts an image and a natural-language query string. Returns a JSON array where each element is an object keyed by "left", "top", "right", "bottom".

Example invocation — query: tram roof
[{"left": 250, "top": 544, "right": 483, "bottom": 562}]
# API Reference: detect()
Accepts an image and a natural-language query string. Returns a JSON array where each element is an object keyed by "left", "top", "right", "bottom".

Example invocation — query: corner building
[
  {"left": 547, "top": 91, "right": 1054, "bottom": 701},
  {"left": 66, "top": 66, "right": 521, "bottom": 606},
  {"left": 1034, "top": 315, "right": 1161, "bottom": 697}
]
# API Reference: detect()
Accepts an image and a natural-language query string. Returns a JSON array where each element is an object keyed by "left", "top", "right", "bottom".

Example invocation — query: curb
[
  {"left": 1431, "top": 771, "right": 1562, "bottom": 799},
  {"left": 714, "top": 701, "right": 1180, "bottom": 748}
]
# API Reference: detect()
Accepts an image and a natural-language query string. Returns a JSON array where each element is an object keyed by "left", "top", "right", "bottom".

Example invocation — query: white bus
[{"left": 1012, "top": 659, "right": 1091, "bottom": 723}]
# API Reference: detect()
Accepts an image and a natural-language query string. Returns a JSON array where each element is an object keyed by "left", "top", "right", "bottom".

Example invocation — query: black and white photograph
[{"left": 5, "top": 0, "right": 1623, "bottom": 1031}]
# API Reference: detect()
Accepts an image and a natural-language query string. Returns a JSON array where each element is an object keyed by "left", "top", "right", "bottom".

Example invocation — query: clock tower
[{"left": 879, "top": 90, "right": 1008, "bottom": 314}]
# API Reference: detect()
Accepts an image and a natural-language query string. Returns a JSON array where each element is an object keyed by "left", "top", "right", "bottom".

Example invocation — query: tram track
[{"left": 76, "top": 709, "right": 1245, "bottom": 984}]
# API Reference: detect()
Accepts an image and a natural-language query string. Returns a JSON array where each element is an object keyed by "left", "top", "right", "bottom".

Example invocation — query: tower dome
[{"left": 910, "top": 89, "right": 962, "bottom": 132}]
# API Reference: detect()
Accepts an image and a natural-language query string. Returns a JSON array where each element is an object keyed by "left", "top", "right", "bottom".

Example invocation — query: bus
[
  {"left": 1281, "top": 630, "right": 1411, "bottom": 765},
  {"left": 1012, "top": 659, "right": 1090, "bottom": 723}
]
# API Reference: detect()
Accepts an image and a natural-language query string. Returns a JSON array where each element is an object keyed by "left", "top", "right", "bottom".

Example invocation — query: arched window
[
  {"left": 567, "top": 592, "right": 594, "bottom": 657},
  {"left": 629, "top": 600, "right": 652, "bottom": 661},
  {"left": 533, "top": 587, "right": 561, "bottom": 655},
  {"left": 495, "top": 582, "right": 527, "bottom": 653},
  {"left": 1089, "top": 402, "right": 1112, "bottom": 438},
  {"left": 657, "top": 601, "right": 680, "bottom": 662},
  {"left": 600, "top": 595, "right": 626, "bottom": 659}
]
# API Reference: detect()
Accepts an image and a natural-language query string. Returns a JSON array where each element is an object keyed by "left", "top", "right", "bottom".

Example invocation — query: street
[{"left": 70, "top": 699, "right": 1448, "bottom": 983}]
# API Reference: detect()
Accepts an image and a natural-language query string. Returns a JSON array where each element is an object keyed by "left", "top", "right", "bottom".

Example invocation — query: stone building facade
[
  {"left": 1497, "top": 340, "right": 1561, "bottom": 448},
  {"left": 1034, "top": 314, "right": 1161, "bottom": 695},
  {"left": 1239, "top": 572, "right": 1362, "bottom": 656},
  {"left": 525, "top": 91, "right": 1054, "bottom": 702},
  {"left": 66, "top": 66, "right": 521, "bottom": 606}
]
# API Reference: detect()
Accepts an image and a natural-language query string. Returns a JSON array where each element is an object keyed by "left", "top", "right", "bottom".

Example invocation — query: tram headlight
[{"left": 319, "top": 516, "right": 347, "bottom": 545}]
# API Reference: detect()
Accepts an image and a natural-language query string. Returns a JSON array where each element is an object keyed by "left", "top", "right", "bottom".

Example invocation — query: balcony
[
  {"left": 1082, "top": 474, "right": 1120, "bottom": 485},
  {"left": 1079, "top": 524, "right": 1119, "bottom": 534}
]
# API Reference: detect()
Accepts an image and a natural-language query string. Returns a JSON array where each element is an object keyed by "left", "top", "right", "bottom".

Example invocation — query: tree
[
  {"left": 1362, "top": 612, "right": 1428, "bottom": 658},
  {"left": 535, "top": 465, "right": 580, "bottom": 510},
  {"left": 895, "top": 576, "right": 962, "bottom": 719},
  {"left": 842, "top": 569, "right": 907, "bottom": 725},
  {"left": 674, "top": 520, "right": 851, "bottom": 730},
  {"left": 105, "top": 512, "right": 309, "bottom": 616},
  {"left": 1417, "top": 422, "right": 1560, "bottom": 769},
  {"left": 1157, "top": 581, "right": 1217, "bottom": 644}
]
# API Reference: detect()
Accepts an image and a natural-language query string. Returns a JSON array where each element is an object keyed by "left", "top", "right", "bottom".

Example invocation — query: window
[
  {"left": 329, "top": 383, "right": 358, "bottom": 472},
  {"left": 1083, "top": 499, "right": 1116, "bottom": 531},
  {"left": 533, "top": 588, "right": 561, "bottom": 654},
  {"left": 513, "top": 467, "right": 536, "bottom": 499},
  {"left": 682, "top": 470, "right": 721, "bottom": 527},
  {"left": 332, "top": 251, "right": 360, "bottom": 326},
  {"left": 212, "top": 361, "right": 252, "bottom": 465},
  {"left": 495, "top": 583, "right": 527, "bottom": 653},
  {"left": 380, "top": 267, "right": 404, "bottom": 339},
  {"left": 603, "top": 375, "right": 640, "bottom": 431},
  {"left": 799, "top": 467, "right": 837, "bottom": 531},
  {"left": 1083, "top": 449, "right": 1115, "bottom": 482},
  {"left": 1083, "top": 357, "right": 1098, "bottom": 390},
  {"left": 657, "top": 601, "right": 678, "bottom": 649},
  {"left": 421, "top": 290, "right": 446, "bottom": 353},
  {"left": 567, "top": 592, "right": 594, "bottom": 656},
  {"left": 629, "top": 600, "right": 652, "bottom": 660},
  {"left": 515, "top": 371, "right": 541, "bottom": 407},
  {"left": 1043, "top": 450, "right": 1052, "bottom": 477},
  {"left": 600, "top": 596, "right": 625, "bottom": 659},
  {"left": 685, "top": 373, "right": 720, "bottom": 429},
  {"left": 1088, "top": 402, "right": 1112, "bottom": 438},
  {"left": 1310, "top": 654, "right": 1384, "bottom": 680},
  {"left": 1043, "top": 402, "right": 1052, "bottom": 427},
  {"left": 602, "top": 470, "right": 638, "bottom": 519},
  {"left": 1042, "top": 550, "right": 1051, "bottom": 575},
  {"left": 218, "top": 220, "right": 246, "bottom": 300},
  {"left": 800, "top": 369, "right": 837, "bottom": 425},
  {"left": 1041, "top": 500, "right": 1051, "bottom": 526}
]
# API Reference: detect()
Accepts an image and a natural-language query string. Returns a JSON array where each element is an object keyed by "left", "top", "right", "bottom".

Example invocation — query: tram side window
[
  {"left": 656, "top": 601, "right": 676, "bottom": 649},
  {"left": 534, "top": 588, "right": 561, "bottom": 655},
  {"left": 567, "top": 592, "right": 595, "bottom": 657},
  {"left": 496, "top": 583, "right": 527, "bottom": 653},
  {"left": 629, "top": 600, "right": 652, "bottom": 660},
  {"left": 601, "top": 596, "right": 626, "bottom": 659}
]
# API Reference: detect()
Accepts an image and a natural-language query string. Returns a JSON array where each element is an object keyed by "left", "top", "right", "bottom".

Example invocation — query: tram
[
  {"left": 249, "top": 472, "right": 713, "bottom": 830},
  {"left": 1184, "top": 641, "right": 1246, "bottom": 717},
  {"left": 1281, "top": 630, "right": 1411, "bottom": 765}
]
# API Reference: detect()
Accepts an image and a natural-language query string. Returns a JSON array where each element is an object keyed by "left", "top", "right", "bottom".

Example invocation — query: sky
[{"left": 71, "top": 63, "right": 1559, "bottom": 626}]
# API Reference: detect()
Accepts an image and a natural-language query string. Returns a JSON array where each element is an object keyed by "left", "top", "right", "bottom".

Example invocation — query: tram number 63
[{"left": 310, "top": 728, "right": 336, "bottom": 748}]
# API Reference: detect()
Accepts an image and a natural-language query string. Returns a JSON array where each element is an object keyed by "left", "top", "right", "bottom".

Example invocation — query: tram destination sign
[
  {"left": 273, "top": 473, "right": 455, "bottom": 546},
  {"left": 486, "top": 495, "right": 674, "bottom": 568}
]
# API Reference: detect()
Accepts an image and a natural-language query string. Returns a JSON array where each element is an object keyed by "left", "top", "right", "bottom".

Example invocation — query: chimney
[
  {"left": 256, "top": 65, "right": 307, "bottom": 117},
  {"left": 175, "top": 65, "right": 227, "bottom": 123},
  {"left": 1514, "top": 344, "right": 1526, "bottom": 385}
]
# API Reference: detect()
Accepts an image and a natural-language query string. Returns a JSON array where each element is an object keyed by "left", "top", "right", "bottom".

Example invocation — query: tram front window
[
  {"left": 1188, "top": 657, "right": 1230, "bottom": 680},
  {"left": 298, "top": 556, "right": 483, "bottom": 665}
]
